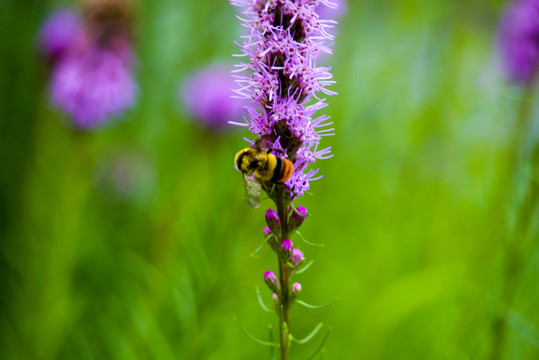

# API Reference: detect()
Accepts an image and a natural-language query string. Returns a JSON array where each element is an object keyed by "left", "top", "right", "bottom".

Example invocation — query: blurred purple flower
[
  {"left": 181, "top": 65, "right": 246, "bottom": 130},
  {"left": 290, "top": 248, "right": 304, "bottom": 267},
  {"left": 499, "top": 0, "right": 539, "bottom": 85},
  {"left": 51, "top": 35, "right": 136, "bottom": 128},
  {"left": 38, "top": 9, "right": 80, "bottom": 63},
  {"left": 46, "top": 0, "right": 137, "bottom": 129},
  {"left": 94, "top": 150, "right": 156, "bottom": 204},
  {"left": 316, "top": 0, "right": 348, "bottom": 20}
]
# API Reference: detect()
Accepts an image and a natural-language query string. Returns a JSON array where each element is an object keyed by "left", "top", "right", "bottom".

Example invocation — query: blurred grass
[{"left": 1, "top": 0, "right": 539, "bottom": 359}]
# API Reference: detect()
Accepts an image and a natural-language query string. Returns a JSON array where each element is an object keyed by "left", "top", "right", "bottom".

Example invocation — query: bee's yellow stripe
[{"left": 258, "top": 154, "right": 276, "bottom": 181}]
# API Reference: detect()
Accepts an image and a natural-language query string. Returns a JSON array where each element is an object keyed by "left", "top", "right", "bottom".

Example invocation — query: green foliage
[{"left": 1, "top": 0, "right": 539, "bottom": 359}]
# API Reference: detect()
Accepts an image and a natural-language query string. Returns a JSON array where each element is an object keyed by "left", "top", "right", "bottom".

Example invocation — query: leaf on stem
[
  {"left": 269, "top": 325, "right": 276, "bottom": 360},
  {"left": 234, "top": 317, "right": 279, "bottom": 347},
  {"left": 295, "top": 259, "right": 314, "bottom": 274},
  {"left": 250, "top": 234, "right": 272, "bottom": 257},
  {"left": 256, "top": 286, "right": 272, "bottom": 313},
  {"left": 305, "top": 327, "right": 331, "bottom": 360},
  {"left": 290, "top": 322, "right": 323, "bottom": 344},
  {"left": 296, "top": 298, "right": 340, "bottom": 309},
  {"left": 295, "top": 231, "right": 325, "bottom": 247}
]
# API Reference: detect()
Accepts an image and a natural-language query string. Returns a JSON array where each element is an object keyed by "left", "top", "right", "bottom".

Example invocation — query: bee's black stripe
[
  {"left": 237, "top": 151, "right": 252, "bottom": 172},
  {"left": 236, "top": 152, "right": 245, "bottom": 171},
  {"left": 271, "top": 156, "right": 283, "bottom": 182}
]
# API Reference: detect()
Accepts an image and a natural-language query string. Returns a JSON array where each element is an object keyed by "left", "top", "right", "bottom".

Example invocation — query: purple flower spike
[
  {"left": 181, "top": 65, "right": 247, "bottom": 131},
  {"left": 265, "top": 209, "right": 281, "bottom": 233},
  {"left": 264, "top": 271, "right": 280, "bottom": 293},
  {"left": 290, "top": 248, "right": 304, "bottom": 267},
  {"left": 231, "top": 0, "right": 337, "bottom": 199},
  {"left": 264, "top": 226, "right": 272, "bottom": 238},
  {"left": 289, "top": 205, "right": 308, "bottom": 230},
  {"left": 499, "top": 0, "right": 539, "bottom": 85},
  {"left": 39, "top": 9, "right": 80, "bottom": 63}
]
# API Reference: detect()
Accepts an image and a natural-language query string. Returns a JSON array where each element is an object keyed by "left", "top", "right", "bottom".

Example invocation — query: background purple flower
[
  {"left": 181, "top": 65, "right": 246, "bottom": 131},
  {"left": 499, "top": 0, "right": 539, "bottom": 85},
  {"left": 44, "top": 0, "right": 137, "bottom": 129},
  {"left": 38, "top": 9, "right": 80, "bottom": 64},
  {"left": 50, "top": 34, "right": 136, "bottom": 129}
]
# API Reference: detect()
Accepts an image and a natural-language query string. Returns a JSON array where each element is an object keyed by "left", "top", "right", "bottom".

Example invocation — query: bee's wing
[{"left": 243, "top": 173, "right": 262, "bottom": 208}]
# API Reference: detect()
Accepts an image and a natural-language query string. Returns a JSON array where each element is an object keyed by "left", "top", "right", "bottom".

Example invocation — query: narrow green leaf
[
  {"left": 256, "top": 286, "right": 272, "bottom": 313},
  {"left": 305, "top": 327, "right": 331, "bottom": 360},
  {"left": 234, "top": 317, "right": 279, "bottom": 347},
  {"left": 296, "top": 231, "right": 325, "bottom": 247},
  {"left": 296, "top": 298, "right": 340, "bottom": 309},
  {"left": 290, "top": 322, "right": 323, "bottom": 344},
  {"left": 250, "top": 234, "right": 272, "bottom": 257},
  {"left": 269, "top": 325, "right": 276, "bottom": 360},
  {"left": 295, "top": 260, "right": 314, "bottom": 274}
]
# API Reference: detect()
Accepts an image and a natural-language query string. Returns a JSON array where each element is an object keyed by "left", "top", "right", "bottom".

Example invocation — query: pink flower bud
[
  {"left": 264, "top": 271, "right": 280, "bottom": 293},
  {"left": 281, "top": 239, "right": 293, "bottom": 252},
  {"left": 265, "top": 209, "right": 280, "bottom": 233},
  {"left": 291, "top": 282, "right": 302, "bottom": 299},
  {"left": 289, "top": 206, "right": 308, "bottom": 230},
  {"left": 290, "top": 248, "right": 304, "bottom": 267}
]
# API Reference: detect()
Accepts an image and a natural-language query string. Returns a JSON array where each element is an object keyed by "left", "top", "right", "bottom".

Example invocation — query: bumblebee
[{"left": 234, "top": 148, "right": 294, "bottom": 207}]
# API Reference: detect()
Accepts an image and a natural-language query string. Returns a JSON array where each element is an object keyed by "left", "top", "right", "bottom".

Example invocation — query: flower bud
[
  {"left": 290, "top": 282, "right": 302, "bottom": 300},
  {"left": 289, "top": 248, "right": 304, "bottom": 267},
  {"left": 265, "top": 226, "right": 279, "bottom": 252},
  {"left": 289, "top": 206, "right": 308, "bottom": 230},
  {"left": 264, "top": 271, "right": 280, "bottom": 293},
  {"left": 281, "top": 239, "right": 293, "bottom": 252},
  {"left": 280, "top": 239, "right": 293, "bottom": 262},
  {"left": 265, "top": 209, "right": 280, "bottom": 234},
  {"left": 272, "top": 292, "right": 280, "bottom": 313},
  {"left": 263, "top": 226, "right": 272, "bottom": 238}
]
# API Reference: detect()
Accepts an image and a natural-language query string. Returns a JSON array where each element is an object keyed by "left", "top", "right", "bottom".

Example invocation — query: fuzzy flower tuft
[
  {"left": 499, "top": 0, "right": 539, "bottom": 85},
  {"left": 231, "top": 0, "right": 337, "bottom": 199}
]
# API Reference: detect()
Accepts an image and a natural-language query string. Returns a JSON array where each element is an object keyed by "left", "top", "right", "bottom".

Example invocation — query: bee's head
[{"left": 234, "top": 148, "right": 258, "bottom": 172}]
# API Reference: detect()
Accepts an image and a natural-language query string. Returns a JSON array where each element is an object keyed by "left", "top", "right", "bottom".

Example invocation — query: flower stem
[
  {"left": 490, "top": 83, "right": 536, "bottom": 360},
  {"left": 276, "top": 185, "right": 290, "bottom": 360}
]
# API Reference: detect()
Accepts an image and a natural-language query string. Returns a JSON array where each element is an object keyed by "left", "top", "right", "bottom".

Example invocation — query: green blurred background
[{"left": 2, "top": 0, "right": 539, "bottom": 359}]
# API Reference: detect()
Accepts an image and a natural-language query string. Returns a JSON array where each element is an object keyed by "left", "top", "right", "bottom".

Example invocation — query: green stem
[
  {"left": 276, "top": 186, "right": 290, "bottom": 360},
  {"left": 490, "top": 83, "right": 536, "bottom": 360}
]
